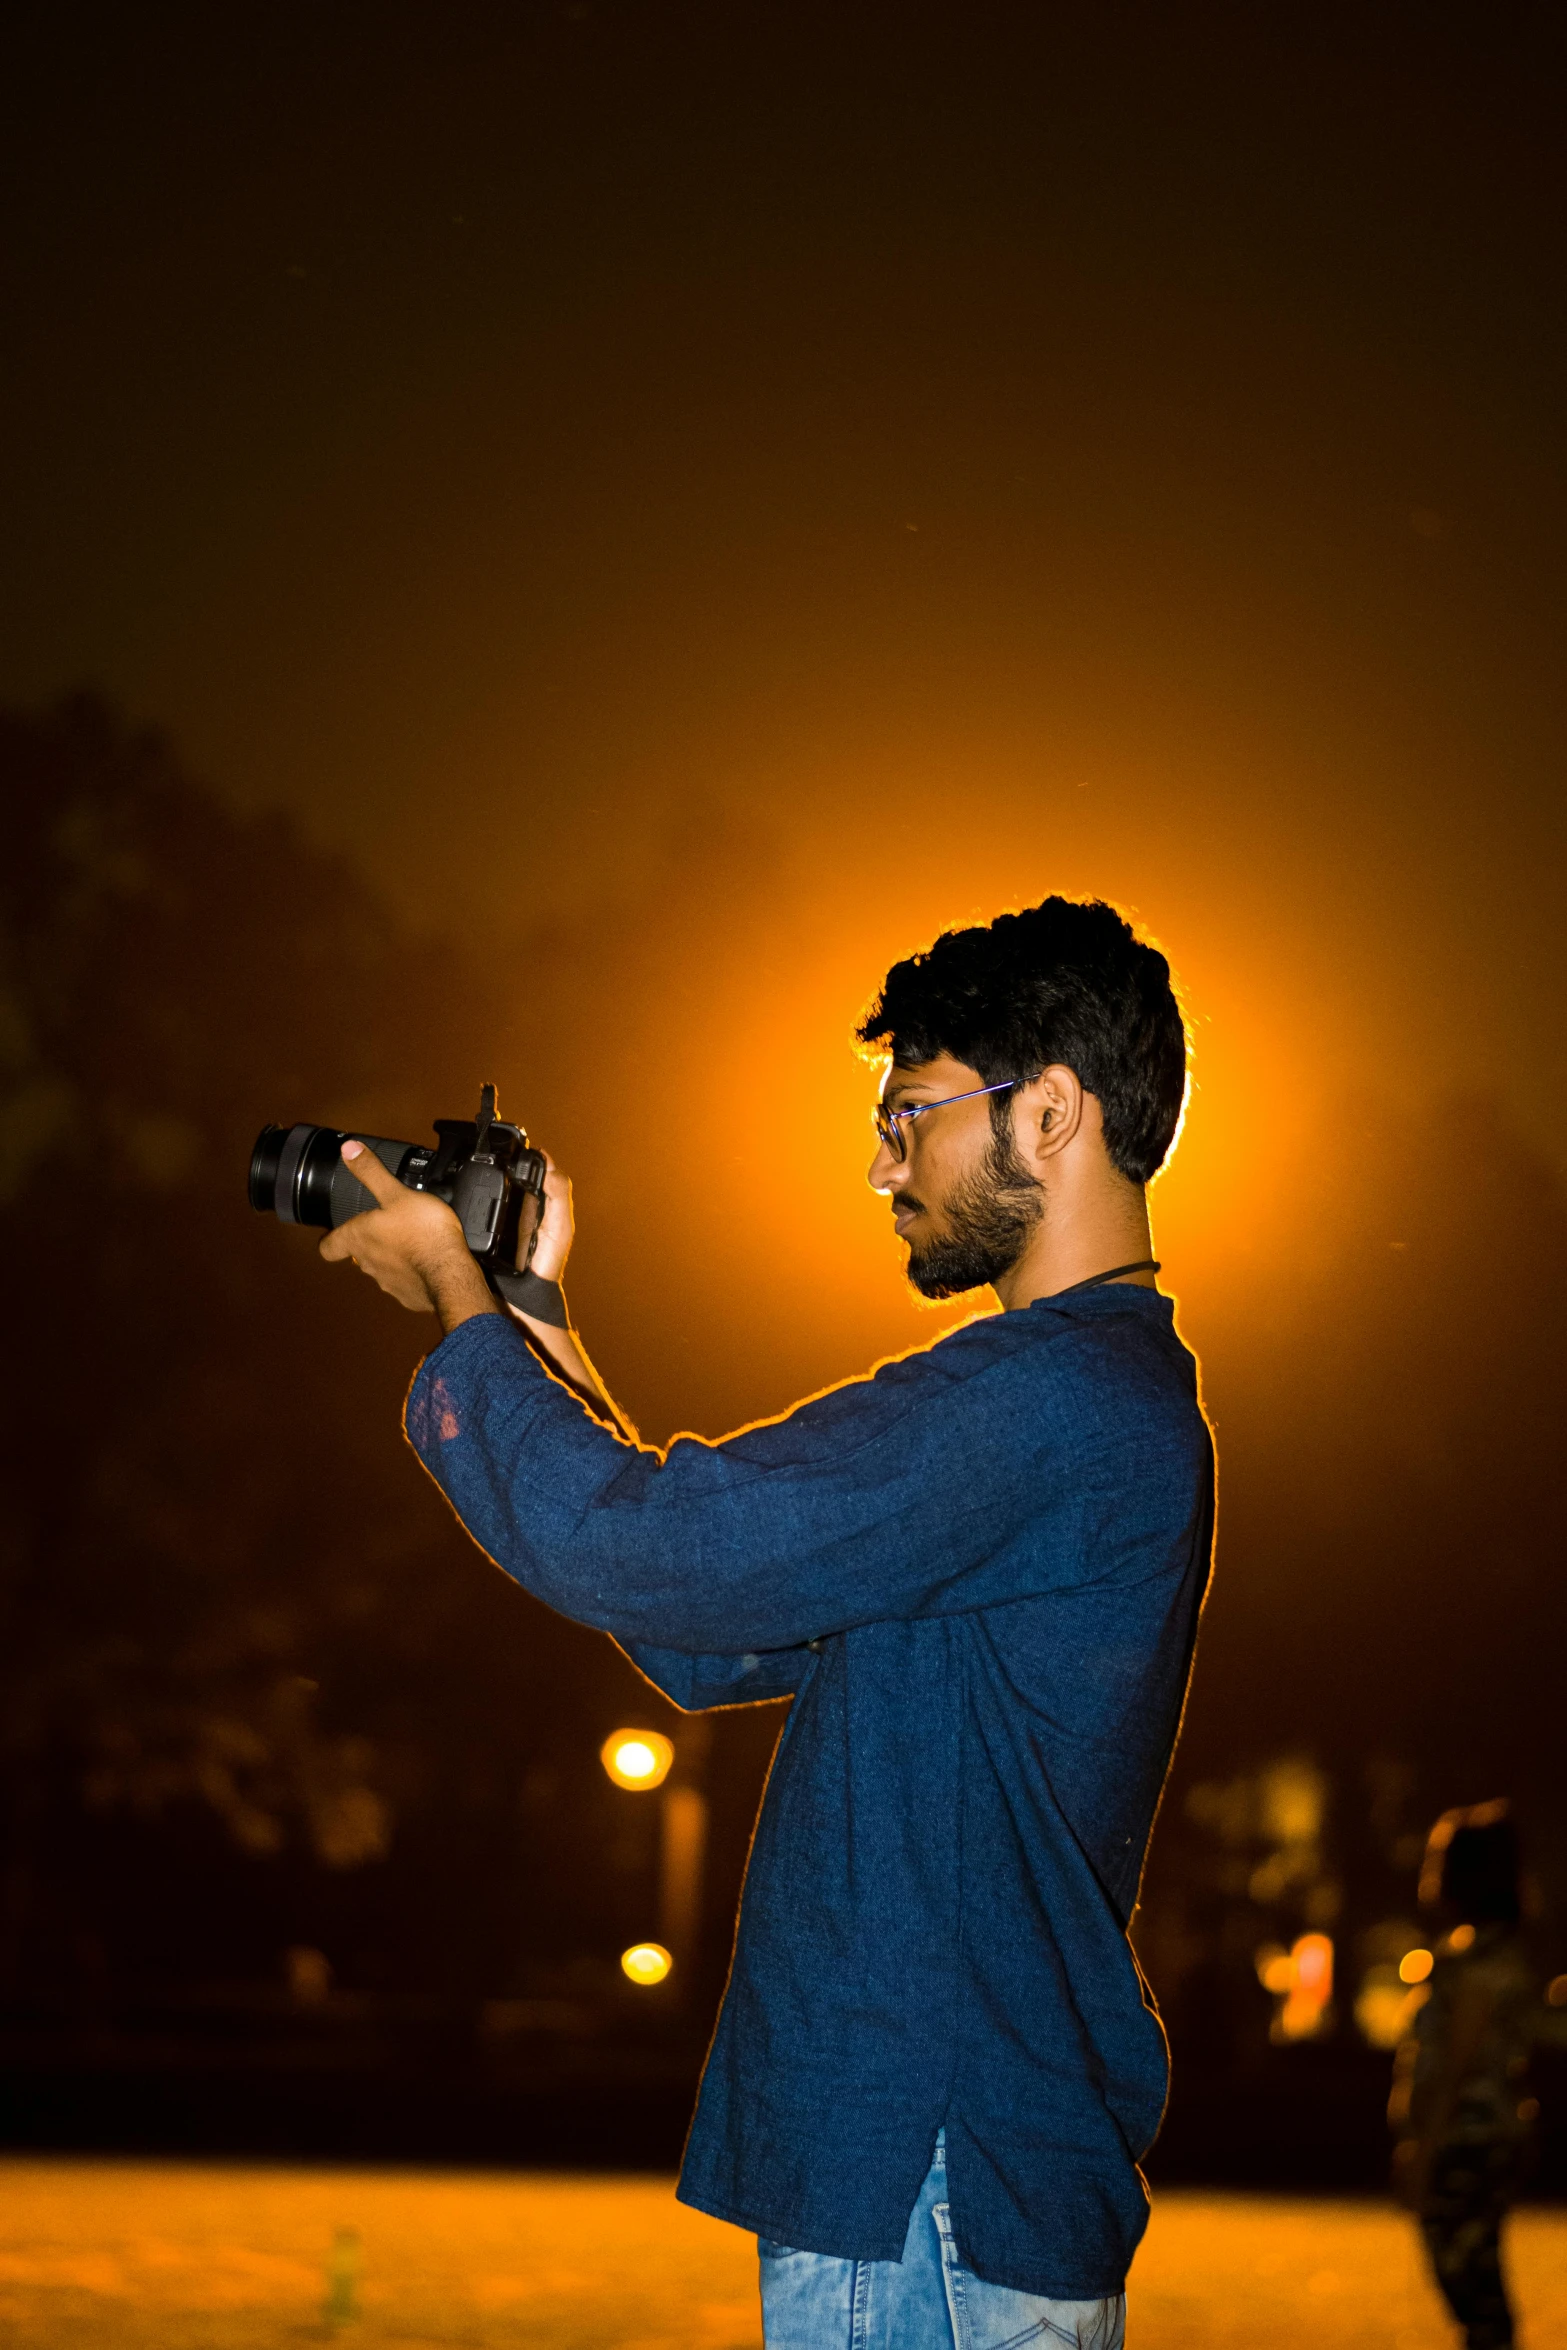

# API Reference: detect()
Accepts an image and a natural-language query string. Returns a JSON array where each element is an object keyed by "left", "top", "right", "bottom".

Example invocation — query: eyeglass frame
[{"left": 873, "top": 1074, "right": 1041, "bottom": 1163}]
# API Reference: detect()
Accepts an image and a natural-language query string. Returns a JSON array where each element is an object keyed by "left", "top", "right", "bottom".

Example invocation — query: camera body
[{"left": 249, "top": 1084, "right": 548, "bottom": 1286}]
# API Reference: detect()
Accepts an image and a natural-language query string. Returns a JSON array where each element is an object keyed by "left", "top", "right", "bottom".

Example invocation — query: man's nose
[{"left": 868, "top": 1138, "right": 901, "bottom": 1193}]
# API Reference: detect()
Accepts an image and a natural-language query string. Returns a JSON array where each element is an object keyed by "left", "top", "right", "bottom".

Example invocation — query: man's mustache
[{"left": 895, "top": 1196, "right": 928, "bottom": 1220}]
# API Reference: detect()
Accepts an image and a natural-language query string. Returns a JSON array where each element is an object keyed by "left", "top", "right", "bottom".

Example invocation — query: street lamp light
[
  {"left": 600, "top": 1729, "right": 675, "bottom": 1791},
  {"left": 599, "top": 1728, "right": 703, "bottom": 1984},
  {"left": 621, "top": 1942, "right": 673, "bottom": 1986}
]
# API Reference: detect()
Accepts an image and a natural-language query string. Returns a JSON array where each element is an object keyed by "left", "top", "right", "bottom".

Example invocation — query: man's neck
[{"left": 990, "top": 1185, "right": 1156, "bottom": 1312}]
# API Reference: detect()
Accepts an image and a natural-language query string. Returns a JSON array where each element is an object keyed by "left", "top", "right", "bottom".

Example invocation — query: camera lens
[
  {"left": 249, "top": 1123, "right": 420, "bottom": 1226},
  {"left": 249, "top": 1125, "right": 288, "bottom": 1212},
  {"left": 248, "top": 1122, "right": 340, "bottom": 1225},
  {"left": 294, "top": 1127, "right": 353, "bottom": 1228}
]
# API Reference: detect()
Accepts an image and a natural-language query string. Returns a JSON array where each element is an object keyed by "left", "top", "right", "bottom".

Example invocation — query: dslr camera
[{"left": 249, "top": 1083, "right": 549, "bottom": 1307}]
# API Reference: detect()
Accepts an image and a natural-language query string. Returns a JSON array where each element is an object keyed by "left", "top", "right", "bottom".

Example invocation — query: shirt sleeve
[
  {"left": 616, "top": 1637, "right": 813, "bottom": 1711},
  {"left": 403, "top": 1306, "right": 1142, "bottom": 1654}
]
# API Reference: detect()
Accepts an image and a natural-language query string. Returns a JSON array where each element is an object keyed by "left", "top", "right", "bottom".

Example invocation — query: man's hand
[
  {"left": 526, "top": 1156, "right": 575, "bottom": 1283},
  {"left": 496, "top": 1151, "right": 635, "bottom": 1437},
  {"left": 319, "top": 1142, "right": 499, "bottom": 1332}
]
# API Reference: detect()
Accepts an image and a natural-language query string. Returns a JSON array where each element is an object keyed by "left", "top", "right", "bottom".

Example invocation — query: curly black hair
[{"left": 856, "top": 897, "right": 1188, "bottom": 1185}]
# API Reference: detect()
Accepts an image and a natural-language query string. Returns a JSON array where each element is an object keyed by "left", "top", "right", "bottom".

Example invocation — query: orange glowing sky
[{"left": 4, "top": 8, "right": 1564, "bottom": 1425}]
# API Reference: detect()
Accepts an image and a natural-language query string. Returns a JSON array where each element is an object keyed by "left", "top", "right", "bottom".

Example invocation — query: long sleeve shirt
[{"left": 404, "top": 1282, "right": 1214, "bottom": 2298}]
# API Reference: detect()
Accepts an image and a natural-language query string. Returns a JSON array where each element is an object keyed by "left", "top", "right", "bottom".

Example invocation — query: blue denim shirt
[{"left": 405, "top": 1285, "right": 1213, "bottom": 2298}]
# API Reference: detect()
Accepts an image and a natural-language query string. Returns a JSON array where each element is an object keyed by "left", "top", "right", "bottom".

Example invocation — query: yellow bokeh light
[
  {"left": 620, "top": 1942, "right": 673, "bottom": 1986},
  {"left": 1291, "top": 1932, "right": 1333, "bottom": 1994},
  {"left": 1254, "top": 1944, "right": 1293, "bottom": 1995},
  {"left": 1399, "top": 1947, "right": 1434, "bottom": 1985},
  {"left": 600, "top": 1730, "right": 675, "bottom": 1791},
  {"left": 1354, "top": 1966, "right": 1425, "bottom": 2050},
  {"left": 1259, "top": 1932, "right": 1335, "bottom": 2043}
]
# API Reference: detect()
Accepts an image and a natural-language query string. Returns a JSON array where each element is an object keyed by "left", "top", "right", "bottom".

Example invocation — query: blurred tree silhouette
[
  {"left": 0, "top": 699, "right": 784, "bottom": 2018},
  {"left": 0, "top": 696, "right": 579, "bottom": 1993},
  {"left": 0, "top": 697, "right": 447, "bottom": 1934}
]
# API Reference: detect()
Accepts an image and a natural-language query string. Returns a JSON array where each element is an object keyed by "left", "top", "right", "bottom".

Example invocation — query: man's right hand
[{"left": 319, "top": 1141, "right": 498, "bottom": 1333}]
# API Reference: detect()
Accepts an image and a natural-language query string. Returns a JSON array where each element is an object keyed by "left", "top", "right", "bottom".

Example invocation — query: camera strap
[{"left": 492, "top": 1267, "right": 570, "bottom": 1329}]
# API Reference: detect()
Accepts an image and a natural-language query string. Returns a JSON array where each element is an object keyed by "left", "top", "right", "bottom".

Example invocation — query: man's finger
[
  {"left": 319, "top": 1210, "right": 375, "bottom": 1263},
  {"left": 320, "top": 1197, "right": 405, "bottom": 1260},
  {"left": 338, "top": 1138, "right": 405, "bottom": 1205}
]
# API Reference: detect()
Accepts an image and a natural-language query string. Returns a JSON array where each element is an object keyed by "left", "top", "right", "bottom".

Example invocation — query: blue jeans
[{"left": 758, "top": 2136, "right": 1126, "bottom": 2349}]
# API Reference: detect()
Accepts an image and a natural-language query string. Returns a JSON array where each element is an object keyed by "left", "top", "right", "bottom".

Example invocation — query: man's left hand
[{"left": 318, "top": 1142, "right": 499, "bottom": 1330}]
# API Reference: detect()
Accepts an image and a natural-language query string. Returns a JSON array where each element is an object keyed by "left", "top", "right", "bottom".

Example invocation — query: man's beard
[{"left": 902, "top": 1124, "right": 1043, "bottom": 1299}]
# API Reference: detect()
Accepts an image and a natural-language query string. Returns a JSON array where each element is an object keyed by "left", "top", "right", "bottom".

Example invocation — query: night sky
[{"left": 5, "top": 9, "right": 1566, "bottom": 1837}]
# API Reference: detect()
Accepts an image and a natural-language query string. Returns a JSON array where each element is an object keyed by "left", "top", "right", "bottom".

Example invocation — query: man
[{"left": 324, "top": 895, "right": 1214, "bottom": 2349}]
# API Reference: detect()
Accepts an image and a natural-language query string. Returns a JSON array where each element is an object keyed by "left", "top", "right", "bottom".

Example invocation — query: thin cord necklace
[{"left": 1050, "top": 1258, "right": 1161, "bottom": 1297}]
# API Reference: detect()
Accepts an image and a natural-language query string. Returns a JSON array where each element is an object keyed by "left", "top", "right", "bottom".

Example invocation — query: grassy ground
[{"left": 0, "top": 2159, "right": 1564, "bottom": 2347}]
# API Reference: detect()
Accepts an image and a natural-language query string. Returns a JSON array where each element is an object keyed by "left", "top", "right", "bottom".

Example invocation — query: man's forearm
[
  {"left": 414, "top": 1191, "right": 633, "bottom": 1432},
  {"left": 429, "top": 1249, "right": 504, "bottom": 1338},
  {"left": 508, "top": 1310, "right": 638, "bottom": 1441}
]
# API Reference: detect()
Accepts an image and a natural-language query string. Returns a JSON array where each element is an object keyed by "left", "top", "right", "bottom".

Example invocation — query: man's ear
[{"left": 1012, "top": 1065, "right": 1084, "bottom": 1173}]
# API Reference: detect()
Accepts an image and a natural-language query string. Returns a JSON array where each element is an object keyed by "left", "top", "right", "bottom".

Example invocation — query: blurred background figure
[{"left": 1390, "top": 1803, "right": 1538, "bottom": 2350}]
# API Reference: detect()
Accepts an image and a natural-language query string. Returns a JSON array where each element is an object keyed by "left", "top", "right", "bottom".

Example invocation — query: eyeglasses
[{"left": 872, "top": 1075, "right": 1039, "bottom": 1163}]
